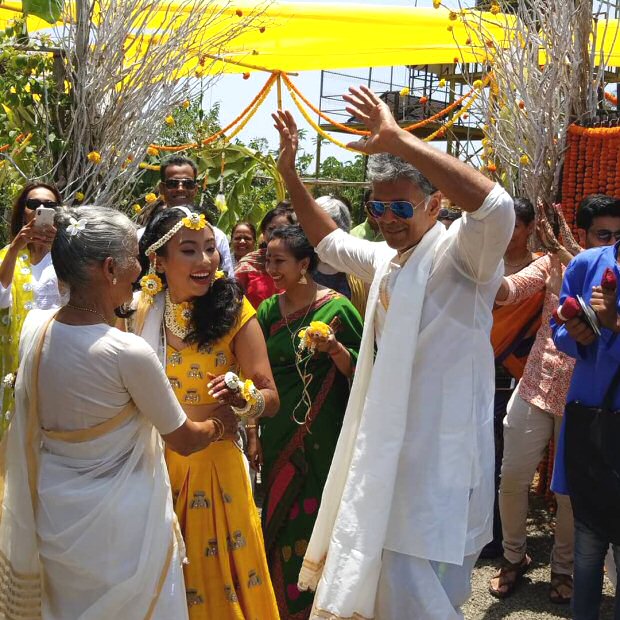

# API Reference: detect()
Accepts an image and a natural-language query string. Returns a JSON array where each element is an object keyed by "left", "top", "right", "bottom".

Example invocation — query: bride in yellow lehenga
[{"left": 132, "top": 206, "right": 281, "bottom": 619}]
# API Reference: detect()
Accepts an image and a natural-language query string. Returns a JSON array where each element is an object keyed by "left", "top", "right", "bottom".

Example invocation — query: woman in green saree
[{"left": 250, "top": 225, "right": 362, "bottom": 619}]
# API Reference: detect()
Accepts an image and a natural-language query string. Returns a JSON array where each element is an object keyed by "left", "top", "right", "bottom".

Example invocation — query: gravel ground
[
  {"left": 254, "top": 486, "right": 616, "bottom": 618},
  {"left": 463, "top": 495, "right": 616, "bottom": 619}
]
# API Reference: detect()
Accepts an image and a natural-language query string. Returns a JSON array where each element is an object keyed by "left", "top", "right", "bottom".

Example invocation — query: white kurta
[{"left": 315, "top": 183, "right": 514, "bottom": 563}]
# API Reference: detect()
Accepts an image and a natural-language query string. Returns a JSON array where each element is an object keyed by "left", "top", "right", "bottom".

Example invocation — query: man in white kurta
[{"left": 272, "top": 88, "right": 514, "bottom": 620}]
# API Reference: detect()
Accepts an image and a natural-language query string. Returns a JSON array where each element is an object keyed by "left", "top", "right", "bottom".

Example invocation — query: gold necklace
[
  {"left": 282, "top": 284, "right": 318, "bottom": 341},
  {"left": 164, "top": 290, "right": 193, "bottom": 339},
  {"left": 65, "top": 303, "right": 112, "bottom": 325},
  {"left": 282, "top": 284, "right": 318, "bottom": 426},
  {"left": 504, "top": 252, "right": 533, "bottom": 268}
]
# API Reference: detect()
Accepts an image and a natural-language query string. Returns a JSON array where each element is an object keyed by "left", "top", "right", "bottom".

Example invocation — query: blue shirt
[{"left": 551, "top": 242, "right": 620, "bottom": 493}]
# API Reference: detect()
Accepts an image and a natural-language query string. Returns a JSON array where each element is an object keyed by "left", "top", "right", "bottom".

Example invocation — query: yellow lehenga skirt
[{"left": 166, "top": 440, "right": 280, "bottom": 620}]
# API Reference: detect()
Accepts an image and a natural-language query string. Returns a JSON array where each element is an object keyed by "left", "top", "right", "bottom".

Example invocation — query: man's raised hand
[{"left": 343, "top": 86, "right": 404, "bottom": 154}]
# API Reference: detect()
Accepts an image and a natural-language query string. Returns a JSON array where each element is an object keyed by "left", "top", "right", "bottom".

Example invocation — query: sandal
[
  {"left": 549, "top": 572, "right": 573, "bottom": 605},
  {"left": 488, "top": 555, "right": 531, "bottom": 599}
]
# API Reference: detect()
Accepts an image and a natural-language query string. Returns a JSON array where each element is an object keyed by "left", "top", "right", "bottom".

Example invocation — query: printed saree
[
  {"left": 257, "top": 292, "right": 363, "bottom": 620},
  {"left": 0, "top": 246, "right": 35, "bottom": 434}
]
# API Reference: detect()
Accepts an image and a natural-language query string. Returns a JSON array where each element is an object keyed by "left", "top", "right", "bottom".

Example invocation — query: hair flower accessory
[
  {"left": 182, "top": 213, "right": 207, "bottom": 231},
  {"left": 67, "top": 217, "right": 87, "bottom": 237}
]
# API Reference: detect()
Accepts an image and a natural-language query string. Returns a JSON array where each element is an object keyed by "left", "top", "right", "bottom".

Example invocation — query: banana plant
[{"left": 195, "top": 142, "right": 286, "bottom": 234}]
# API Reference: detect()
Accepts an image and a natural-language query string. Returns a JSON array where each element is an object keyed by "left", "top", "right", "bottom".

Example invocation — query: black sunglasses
[
  {"left": 594, "top": 229, "right": 620, "bottom": 243},
  {"left": 164, "top": 178, "right": 197, "bottom": 190},
  {"left": 25, "top": 198, "right": 59, "bottom": 210}
]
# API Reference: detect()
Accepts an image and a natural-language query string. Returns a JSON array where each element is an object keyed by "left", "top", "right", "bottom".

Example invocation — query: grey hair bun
[{"left": 52, "top": 206, "right": 137, "bottom": 290}]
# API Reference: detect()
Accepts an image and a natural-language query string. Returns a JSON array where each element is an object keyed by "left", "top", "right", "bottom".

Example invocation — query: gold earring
[
  {"left": 112, "top": 277, "right": 117, "bottom": 285},
  {"left": 298, "top": 269, "right": 307, "bottom": 285}
]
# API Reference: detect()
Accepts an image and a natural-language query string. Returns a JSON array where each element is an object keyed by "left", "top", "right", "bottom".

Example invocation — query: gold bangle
[
  {"left": 209, "top": 417, "right": 225, "bottom": 442},
  {"left": 246, "top": 423, "right": 258, "bottom": 429}
]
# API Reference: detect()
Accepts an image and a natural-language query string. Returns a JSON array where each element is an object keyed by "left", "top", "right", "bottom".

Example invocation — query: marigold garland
[
  {"left": 282, "top": 72, "right": 489, "bottom": 137},
  {"left": 286, "top": 74, "right": 488, "bottom": 152},
  {"left": 561, "top": 123, "right": 620, "bottom": 233},
  {"left": 287, "top": 87, "right": 363, "bottom": 154},
  {"left": 423, "top": 85, "right": 482, "bottom": 141},
  {"left": 150, "top": 73, "right": 277, "bottom": 154}
]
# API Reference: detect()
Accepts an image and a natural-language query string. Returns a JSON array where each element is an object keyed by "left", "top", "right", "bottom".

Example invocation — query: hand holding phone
[{"left": 34, "top": 206, "right": 56, "bottom": 229}]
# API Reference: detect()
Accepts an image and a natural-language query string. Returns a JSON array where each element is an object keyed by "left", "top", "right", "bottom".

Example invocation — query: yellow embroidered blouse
[{"left": 166, "top": 297, "right": 256, "bottom": 405}]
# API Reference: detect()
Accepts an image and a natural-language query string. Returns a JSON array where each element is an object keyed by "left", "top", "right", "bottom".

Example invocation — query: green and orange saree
[{"left": 257, "top": 291, "right": 363, "bottom": 620}]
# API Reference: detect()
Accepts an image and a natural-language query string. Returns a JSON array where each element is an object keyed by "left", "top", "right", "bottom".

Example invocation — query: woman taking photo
[
  {"left": 230, "top": 221, "right": 257, "bottom": 268},
  {"left": 135, "top": 206, "right": 280, "bottom": 619},
  {"left": 251, "top": 225, "right": 363, "bottom": 619},
  {"left": 0, "top": 182, "right": 62, "bottom": 426},
  {"left": 235, "top": 202, "right": 296, "bottom": 309},
  {"left": 0, "top": 206, "right": 227, "bottom": 618}
]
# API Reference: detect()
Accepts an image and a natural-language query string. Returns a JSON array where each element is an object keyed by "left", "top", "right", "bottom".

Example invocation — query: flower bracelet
[{"left": 224, "top": 372, "right": 266, "bottom": 420}]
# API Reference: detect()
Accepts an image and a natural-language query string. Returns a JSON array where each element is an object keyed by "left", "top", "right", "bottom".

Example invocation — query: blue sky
[{"left": 212, "top": 0, "right": 430, "bottom": 164}]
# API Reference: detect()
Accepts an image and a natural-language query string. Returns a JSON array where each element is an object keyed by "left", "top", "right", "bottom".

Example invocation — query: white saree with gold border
[{"left": 0, "top": 310, "right": 188, "bottom": 620}]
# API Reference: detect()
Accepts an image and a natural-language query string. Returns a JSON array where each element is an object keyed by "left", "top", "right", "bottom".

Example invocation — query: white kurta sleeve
[
  {"left": 315, "top": 228, "right": 386, "bottom": 284},
  {"left": 214, "top": 226, "right": 234, "bottom": 277},
  {"left": 451, "top": 183, "right": 515, "bottom": 283},
  {"left": 118, "top": 338, "right": 187, "bottom": 435}
]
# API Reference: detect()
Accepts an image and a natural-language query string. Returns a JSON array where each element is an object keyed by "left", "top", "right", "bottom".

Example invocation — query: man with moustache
[
  {"left": 272, "top": 85, "right": 514, "bottom": 620},
  {"left": 142, "top": 155, "right": 234, "bottom": 276}
]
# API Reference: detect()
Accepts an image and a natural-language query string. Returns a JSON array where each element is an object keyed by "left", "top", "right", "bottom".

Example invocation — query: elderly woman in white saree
[{"left": 0, "top": 206, "right": 236, "bottom": 620}]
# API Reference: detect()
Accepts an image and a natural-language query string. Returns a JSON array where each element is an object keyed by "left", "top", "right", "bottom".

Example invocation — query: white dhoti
[{"left": 376, "top": 550, "right": 480, "bottom": 620}]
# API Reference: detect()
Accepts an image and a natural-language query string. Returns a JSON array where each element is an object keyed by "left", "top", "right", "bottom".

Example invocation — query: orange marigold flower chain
[{"left": 281, "top": 72, "right": 490, "bottom": 137}]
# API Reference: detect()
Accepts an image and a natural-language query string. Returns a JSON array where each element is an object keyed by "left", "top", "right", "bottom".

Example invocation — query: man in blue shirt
[{"left": 552, "top": 196, "right": 620, "bottom": 620}]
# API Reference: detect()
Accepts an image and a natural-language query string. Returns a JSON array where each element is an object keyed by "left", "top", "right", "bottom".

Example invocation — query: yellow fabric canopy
[{"left": 1, "top": 0, "right": 619, "bottom": 73}]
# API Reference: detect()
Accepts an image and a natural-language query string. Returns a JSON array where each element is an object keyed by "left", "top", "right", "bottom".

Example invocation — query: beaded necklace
[{"left": 164, "top": 290, "right": 193, "bottom": 339}]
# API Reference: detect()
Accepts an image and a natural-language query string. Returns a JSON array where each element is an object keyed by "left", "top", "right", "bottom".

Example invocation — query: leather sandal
[
  {"left": 488, "top": 555, "right": 531, "bottom": 599},
  {"left": 549, "top": 572, "right": 573, "bottom": 604}
]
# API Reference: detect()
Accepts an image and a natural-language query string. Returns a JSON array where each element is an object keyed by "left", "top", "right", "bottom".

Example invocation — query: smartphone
[{"left": 34, "top": 206, "right": 56, "bottom": 228}]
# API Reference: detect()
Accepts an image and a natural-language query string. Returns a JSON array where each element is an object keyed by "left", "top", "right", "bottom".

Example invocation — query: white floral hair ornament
[{"left": 67, "top": 217, "right": 87, "bottom": 237}]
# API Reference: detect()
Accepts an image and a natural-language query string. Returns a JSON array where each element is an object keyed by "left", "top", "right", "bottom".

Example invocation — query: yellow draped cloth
[{"left": 0, "top": 245, "right": 35, "bottom": 434}]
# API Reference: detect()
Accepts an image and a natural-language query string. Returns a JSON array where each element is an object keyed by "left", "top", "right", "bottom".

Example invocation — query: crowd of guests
[{"left": 0, "top": 89, "right": 619, "bottom": 620}]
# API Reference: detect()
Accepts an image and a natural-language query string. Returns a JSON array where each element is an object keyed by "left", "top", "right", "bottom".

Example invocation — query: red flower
[
  {"left": 601, "top": 267, "right": 617, "bottom": 291},
  {"left": 554, "top": 297, "right": 581, "bottom": 323}
]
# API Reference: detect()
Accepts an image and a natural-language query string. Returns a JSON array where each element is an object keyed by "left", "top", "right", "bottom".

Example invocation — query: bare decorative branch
[
  {"left": 28, "top": 0, "right": 268, "bottom": 205},
  {"left": 457, "top": 0, "right": 609, "bottom": 207}
]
